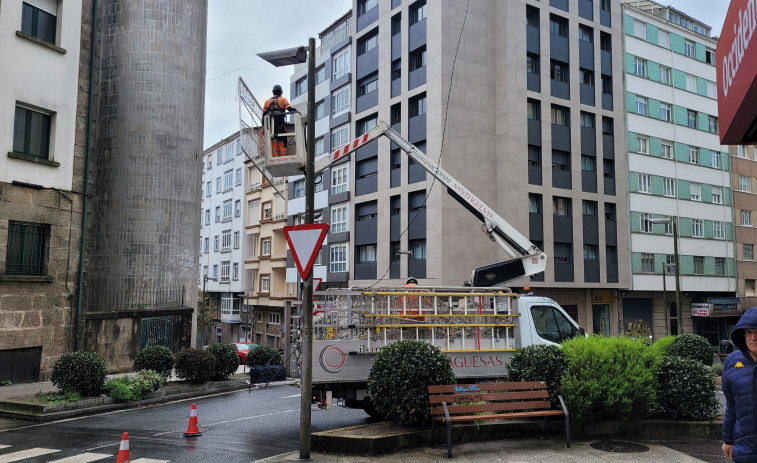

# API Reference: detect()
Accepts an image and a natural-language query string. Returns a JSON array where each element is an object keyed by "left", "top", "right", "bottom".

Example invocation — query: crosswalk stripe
[
  {"left": 48, "top": 452, "right": 111, "bottom": 463},
  {"left": 132, "top": 459, "right": 170, "bottom": 463},
  {"left": 0, "top": 448, "right": 59, "bottom": 463}
]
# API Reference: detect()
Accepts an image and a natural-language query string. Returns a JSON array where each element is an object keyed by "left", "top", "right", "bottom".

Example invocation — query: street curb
[{"left": 0, "top": 378, "right": 256, "bottom": 422}]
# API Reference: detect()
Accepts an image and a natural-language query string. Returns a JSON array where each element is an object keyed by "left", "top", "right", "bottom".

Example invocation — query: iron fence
[{"left": 85, "top": 285, "right": 186, "bottom": 312}]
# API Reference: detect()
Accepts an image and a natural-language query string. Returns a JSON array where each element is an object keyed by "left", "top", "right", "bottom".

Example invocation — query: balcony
[
  {"left": 250, "top": 182, "right": 261, "bottom": 191},
  {"left": 273, "top": 212, "right": 286, "bottom": 221}
]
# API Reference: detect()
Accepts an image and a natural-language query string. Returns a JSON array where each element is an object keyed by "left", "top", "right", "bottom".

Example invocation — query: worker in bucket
[{"left": 263, "top": 84, "right": 296, "bottom": 156}]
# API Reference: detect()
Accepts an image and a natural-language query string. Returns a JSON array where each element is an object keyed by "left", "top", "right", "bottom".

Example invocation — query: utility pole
[{"left": 672, "top": 217, "right": 682, "bottom": 335}]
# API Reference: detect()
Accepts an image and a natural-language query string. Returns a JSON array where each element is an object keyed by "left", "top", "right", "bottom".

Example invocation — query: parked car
[{"left": 232, "top": 342, "right": 258, "bottom": 365}]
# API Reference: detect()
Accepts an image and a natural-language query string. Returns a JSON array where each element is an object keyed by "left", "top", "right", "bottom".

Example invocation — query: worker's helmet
[
  {"left": 272, "top": 84, "right": 283, "bottom": 95},
  {"left": 405, "top": 277, "right": 418, "bottom": 286}
]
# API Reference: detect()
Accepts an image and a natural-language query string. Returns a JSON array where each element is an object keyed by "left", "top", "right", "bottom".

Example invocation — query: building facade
[
  {"left": 731, "top": 144, "right": 757, "bottom": 315},
  {"left": 622, "top": 1, "right": 737, "bottom": 344}
]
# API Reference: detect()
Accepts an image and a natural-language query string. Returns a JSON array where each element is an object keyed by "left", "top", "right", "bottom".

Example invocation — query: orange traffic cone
[
  {"left": 183, "top": 403, "right": 202, "bottom": 437},
  {"left": 116, "top": 432, "right": 130, "bottom": 463}
]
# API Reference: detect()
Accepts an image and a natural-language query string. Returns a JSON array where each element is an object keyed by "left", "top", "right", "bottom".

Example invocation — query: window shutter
[{"left": 27, "top": 0, "right": 57, "bottom": 15}]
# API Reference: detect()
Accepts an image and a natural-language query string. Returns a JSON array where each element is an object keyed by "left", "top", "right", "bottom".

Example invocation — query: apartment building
[
  {"left": 622, "top": 1, "right": 737, "bottom": 343},
  {"left": 731, "top": 144, "right": 757, "bottom": 315},
  {"left": 289, "top": 0, "right": 630, "bottom": 333}
]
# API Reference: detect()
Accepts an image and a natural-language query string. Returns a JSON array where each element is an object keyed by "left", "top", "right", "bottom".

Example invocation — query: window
[
  {"left": 600, "top": 32, "right": 611, "bottom": 51},
  {"left": 659, "top": 65, "right": 671, "bottom": 85},
  {"left": 235, "top": 168, "right": 242, "bottom": 186},
  {"left": 222, "top": 230, "right": 231, "bottom": 251},
  {"left": 217, "top": 149, "right": 223, "bottom": 164},
  {"left": 530, "top": 306, "right": 576, "bottom": 343},
  {"left": 708, "top": 116, "right": 719, "bottom": 134},
  {"left": 224, "top": 170, "right": 233, "bottom": 191},
  {"left": 262, "top": 201, "right": 272, "bottom": 220},
  {"left": 214, "top": 235, "right": 219, "bottom": 252},
  {"left": 527, "top": 100, "right": 540, "bottom": 120},
  {"left": 687, "top": 109, "right": 697, "bottom": 128},
  {"left": 710, "top": 151, "right": 720, "bottom": 168},
  {"left": 743, "top": 210, "right": 752, "bottom": 226},
  {"left": 663, "top": 177, "right": 676, "bottom": 197},
  {"left": 21, "top": 1, "right": 57, "bottom": 44},
  {"left": 550, "top": 61, "right": 568, "bottom": 82},
  {"left": 641, "top": 253, "right": 655, "bottom": 273},
  {"left": 745, "top": 244, "right": 755, "bottom": 260},
  {"left": 391, "top": 14, "right": 401, "bottom": 35},
  {"left": 579, "top": 25, "right": 593, "bottom": 42},
  {"left": 358, "top": 0, "right": 378, "bottom": 15},
  {"left": 685, "top": 74, "right": 697, "bottom": 92},
  {"left": 409, "top": 93, "right": 427, "bottom": 117},
  {"left": 580, "top": 68, "right": 594, "bottom": 86},
  {"left": 707, "top": 81, "right": 717, "bottom": 98},
  {"left": 527, "top": 5, "right": 539, "bottom": 27},
  {"left": 658, "top": 30, "right": 670, "bottom": 48},
  {"left": 205, "top": 209, "right": 210, "bottom": 225},
  {"left": 550, "top": 15, "right": 567, "bottom": 37},
  {"left": 692, "top": 219, "right": 704, "bottom": 237},
  {"left": 583, "top": 245, "right": 597, "bottom": 260},
  {"left": 358, "top": 30, "right": 379, "bottom": 55},
  {"left": 315, "top": 100, "right": 326, "bottom": 120},
  {"left": 331, "top": 203, "right": 349, "bottom": 233},
  {"left": 293, "top": 179, "right": 305, "bottom": 198},
  {"left": 685, "top": 39, "right": 695, "bottom": 58},
  {"left": 714, "top": 257, "right": 725, "bottom": 276},
  {"left": 332, "top": 86, "right": 350, "bottom": 116},
  {"left": 740, "top": 175, "right": 751, "bottom": 192},
  {"left": 260, "top": 275, "right": 270, "bottom": 293},
  {"left": 553, "top": 197, "right": 570, "bottom": 216},
  {"left": 661, "top": 142, "right": 673, "bottom": 159},
  {"left": 693, "top": 256, "right": 704, "bottom": 275},
  {"left": 638, "top": 173, "right": 651, "bottom": 193},
  {"left": 13, "top": 105, "right": 51, "bottom": 159},
  {"left": 315, "top": 65, "right": 326, "bottom": 84},
  {"left": 235, "top": 200, "right": 241, "bottom": 217},
  {"left": 601, "top": 75, "right": 612, "bottom": 94},
  {"left": 233, "top": 231, "right": 240, "bottom": 248},
  {"left": 216, "top": 177, "right": 222, "bottom": 193},
  {"left": 738, "top": 146, "right": 747, "bottom": 158},
  {"left": 712, "top": 186, "right": 722, "bottom": 204},
  {"left": 204, "top": 237, "right": 209, "bottom": 253},
  {"left": 410, "top": 0, "right": 426, "bottom": 24},
  {"left": 529, "top": 194, "right": 541, "bottom": 214},
  {"left": 295, "top": 78, "right": 308, "bottom": 97},
  {"left": 206, "top": 181, "right": 211, "bottom": 197},
  {"left": 358, "top": 244, "right": 377, "bottom": 262},
  {"left": 689, "top": 147, "right": 699, "bottom": 164},
  {"left": 637, "top": 136, "right": 649, "bottom": 154},
  {"left": 233, "top": 263, "right": 239, "bottom": 280},
  {"left": 581, "top": 155, "right": 595, "bottom": 172},
  {"left": 332, "top": 47, "right": 350, "bottom": 81},
  {"left": 5, "top": 222, "right": 49, "bottom": 275},
  {"left": 641, "top": 213, "right": 653, "bottom": 233},
  {"left": 634, "top": 19, "right": 647, "bottom": 39},
  {"left": 392, "top": 59, "right": 402, "bottom": 81},
  {"left": 215, "top": 206, "right": 220, "bottom": 222},
  {"left": 315, "top": 137, "right": 325, "bottom": 156},
  {"left": 331, "top": 165, "right": 348, "bottom": 194},
  {"left": 634, "top": 57, "right": 647, "bottom": 77},
  {"left": 551, "top": 105, "right": 568, "bottom": 126},
  {"left": 223, "top": 200, "right": 232, "bottom": 220},
  {"left": 268, "top": 312, "right": 280, "bottom": 324},
  {"left": 748, "top": 280, "right": 756, "bottom": 296},
  {"left": 582, "top": 200, "right": 597, "bottom": 215},
  {"left": 409, "top": 46, "right": 427, "bottom": 71},
  {"left": 636, "top": 96, "right": 648, "bottom": 116},
  {"left": 331, "top": 124, "right": 350, "bottom": 150},
  {"left": 261, "top": 238, "right": 271, "bottom": 256},
  {"left": 659, "top": 103, "right": 671, "bottom": 122},
  {"left": 330, "top": 243, "right": 348, "bottom": 272},
  {"left": 690, "top": 183, "right": 701, "bottom": 201},
  {"left": 527, "top": 53, "right": 540, "bottom": 76},
  {"left": 714, "top": 221, "right": 725, "bottom": 240}
]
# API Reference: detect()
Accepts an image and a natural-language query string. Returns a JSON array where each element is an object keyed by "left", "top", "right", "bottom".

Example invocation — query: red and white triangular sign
[{"left": 283, "top": 224, "right": 329, "bottom": 280}]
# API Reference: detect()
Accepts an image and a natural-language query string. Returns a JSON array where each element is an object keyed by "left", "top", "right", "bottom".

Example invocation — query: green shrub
[
  {"left": 137, "top": 369, "right": 165, "bottom": 391},
  {"left": 174, "top": 349, "right": 216, "bottom": 383},
  {"left": 668, "top": 334, "right": 714, "bottom": 366},
  {"left": 649, "top": 335, "right": 676, "bottom": 362},
  {"left": 368, "top": 340, "right": 456, "bottom": 426},
  {"left": 655, "top": 356, "right": 720, "bottom": 420},
  {"left": 207, "top": 343, "right": 239, "bottom": 380},
  {"left": 560, "top": 336, "right": 657, "bottom": 422},
  {"left": 711, "top": 362, "right": 724, "bottom": 376},
  {"left": 50, "top": 352, "right": 107, "bottom": 396},
  {"left": 506, "top": 344, "right": 567, "bottom": 406},
  {"left": 104, "top": 370, "right": 164, "bottom": 403},
  {"left": 134, "top": 345, "right": 174, "bottom": 380},
  {"left": 246, "top": 345, "right": 283, "bottom": 367}
]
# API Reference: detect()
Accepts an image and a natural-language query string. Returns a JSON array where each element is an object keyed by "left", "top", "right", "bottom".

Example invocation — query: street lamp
[
  {"left": 647, "top": 216, "right": 681, "bottom": 335},
  {"left": 258, "top": 39, "right": 315, "bottom": 460}
]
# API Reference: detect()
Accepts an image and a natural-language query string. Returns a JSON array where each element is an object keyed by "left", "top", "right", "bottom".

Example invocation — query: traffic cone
[
  {"left": 183, "top": 403, "right": 202, "bottom": 437},
  {"left": 116, "top": 432, "right": 130, "bottom": 463}
]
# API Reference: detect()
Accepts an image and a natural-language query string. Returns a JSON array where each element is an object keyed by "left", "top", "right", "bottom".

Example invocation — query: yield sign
[{"left": 283, "top": 224, "right": 329, "bottom": 280}]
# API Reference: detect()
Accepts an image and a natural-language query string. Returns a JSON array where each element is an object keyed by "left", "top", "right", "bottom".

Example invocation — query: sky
[{"left": 203, "top": 0, "right": 729, "bottom": 149}]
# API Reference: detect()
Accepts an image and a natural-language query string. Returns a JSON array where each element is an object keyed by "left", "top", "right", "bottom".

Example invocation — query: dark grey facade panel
[
  {"left": 408, "top": 211, "right": 426, "bottom": 240},
  {"left": 328, "top": 190, "right": 350, "bottom": 205},
  {"left": 551, "top": 79, "right": 570, "bottom": 100},
  {"left": 408, "top": 18, "right": 427, "bottom": 52},
  {"left": 391, "top": 168, "right": 401, "bottom": 188},
  {"left": 355, "top": 176, "right": 378, "bottom": 196},
  {"left": 578, "top": 0, "right": 593, "bottom": 20},
  {"left": 600, "top": 9, "right": 611, "bottom": 28},
  {"left": 601, "top": 93, "right": 613, "bottom": 111},
  {"left": 356, "top": 200, "right": 378, "bottom": 215},
  {"left": 528, "top": 119, "right": 541, "bottom": 145},
  {"left": 355, "top": 218, "right": 377, "bottom": 245},
  {"left": 582, "top": 170, "right": 597, "bottom": 194},
  {"left": 528, "top": 70, "right": 541, "bottom": 92},
  {"left": 354, "top": 262, "right": 377, "bottom": 279},
  {"left": 409, "top": 258, "right": 426, "bottom": 279},
  {"left": 605, "top": 217, "right": 617, "bottom": 247},
  {"left": 606, "top": 246, "right": 618, "bottom": 283},
  {"left": 392, "top": 33, "right": 401, "bottom": 61},
  {"left": 601, "top": 50, "right": 612, "bottom": 75},
  {"left": 392, "top": 0, "right": 401, "bottom": 9},
  {"left": 552, "top": 150, "right": 572, "bottom": 190},
  {"left": 602, "top": 136, "right": 614, "bottom": 160},
  {"left": 584, "top": 259, "right": 600, "bottom": 282},
  {"left": 527, "top": 26, "right": 540, "bottom": 54},
  {"left": 356, "top": 140, "right": 379, "bottom": 161},
  {"left": 553, "top": 215, "right": 573, "bottom": 243},
  {"left": 408, "top": 114, "right": 426, "bottom": 143},
  {"left": 409, "top": 67, "right": 426, "bottom": 90},
  {"left": 330, "top": 231, "right": 350, "bottom": 243},
  {"left": 551, "top": 124, "right": 571, "bottom": 151},
  {"left": 550, "top": 36, "right": 569, "bottom": 62},
  {"left": 330, "top": 112, "right": 351, "bottom": 129},
  {"left": 330, "top": 36, "right": 352, "bottom": 56},
  {"left": 356, "top": 47, "right": 379, "bottom": 80},
  {"left": 553, "top": 243, "right": 574, "bottom": 282},
  {"left": 390, "top": 260, "right": 400, "bottom": 279},
  {"left": 392, "top": 77, "right": 401, "bottom": 98},
  {"left": 529, "top": 214, "right": 544, "bottom": 241},
  {"left": 582, "top": 215, "right": 599, "bottom": 245},
  {"left": 579, "top": 41, "right": 594, "bottom": 69},
  {"left": 356, "top": 90, "right": 379, "bottom": 113},
  {"left": 327, "top": 271, "right": 349, "bottom": 282},
  {"left": 580, "top": 83, "right": 595, "bottom": 106},
  {"left": 581, "top": 126, "right": 596, "bottom": 155},
  {"left": 330, "top": 72, "right": 352, "bottom": 92},
  {"left": 357, "top": 5, "right": 379, "bottom": 33},
  {"left": 408, "top": 158, "right": 426, "bottom": 183},
  {"left": 603, "top": 159, "right": 615, "bottom": 196},
  {"left": 528, "top": 145, "right": 542, "bottom": 185},
  {"left": 550, "top": 0, "right": 568, "bottom": 12}
]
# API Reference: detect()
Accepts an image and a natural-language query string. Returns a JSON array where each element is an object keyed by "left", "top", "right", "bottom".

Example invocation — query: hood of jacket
[{"left": 731, "top": 306, "right": 757, "bottom": 352}]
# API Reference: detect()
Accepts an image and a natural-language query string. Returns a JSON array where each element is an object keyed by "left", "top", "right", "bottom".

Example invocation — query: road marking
[
  {"left": 150, "top": 408, "right": 299, "bottom": 437},
  {"left": 0, "top": 448, "right": 59, "bottom": 462},
  {"left": 48, "top": 453, "right": 111, "bottom": 463},
  {"left": 132, "top": 459, "right": 170, "bottom": 463},
  {"left": 0, "top": 447, "right": 7, "bottom": 450},
  {"left": 280, "top": 394, "right": 300, "bottom": 399}
]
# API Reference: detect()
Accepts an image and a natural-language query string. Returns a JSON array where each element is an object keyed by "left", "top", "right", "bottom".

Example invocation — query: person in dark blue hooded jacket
[{"left": 722, "top": 306, "right": 757, "bottom": 461}]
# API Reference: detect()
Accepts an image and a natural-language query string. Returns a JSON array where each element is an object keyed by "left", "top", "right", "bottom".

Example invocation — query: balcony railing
[
  {"left": 273, "top": 212, "right": 286, "bottom": 221},
  {"left": 250, "top": 182, "right": 261, "bottom": 191}
]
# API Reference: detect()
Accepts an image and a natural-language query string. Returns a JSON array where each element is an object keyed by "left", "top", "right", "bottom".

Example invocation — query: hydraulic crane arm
[{"left": 314, "top": 122, "right": 547, "bottom": 286}]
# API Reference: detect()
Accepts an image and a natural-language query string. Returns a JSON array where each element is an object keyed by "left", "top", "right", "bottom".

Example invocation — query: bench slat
[
  {"left": 431, "top": 399, "right": 552, "bottom": 416},
  {"left": 428, "top": 389, "right": 548, "bottom": 404},
  {"left": 433, "top": 409, "right": 565, "bottom": 422},
  {"left": 428, "top": 381, "right": 547, "bottom": 394}
]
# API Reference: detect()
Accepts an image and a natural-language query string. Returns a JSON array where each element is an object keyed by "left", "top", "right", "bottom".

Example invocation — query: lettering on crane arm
[
  {"left": 451, "top": 183, "right": 495, "bottom": 220},
  {"left": 410, "top": 148, "right": 452, "bottom": 184}
]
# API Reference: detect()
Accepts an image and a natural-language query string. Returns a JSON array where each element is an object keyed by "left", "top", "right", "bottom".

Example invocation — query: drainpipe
[{"left": 76, "top": 0, "right": 98, "bottom": 352}]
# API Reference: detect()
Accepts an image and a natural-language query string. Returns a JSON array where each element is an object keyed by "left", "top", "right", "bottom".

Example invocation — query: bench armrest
[{"left": 557, "top": 394, "right": 569, "bottom": 419}]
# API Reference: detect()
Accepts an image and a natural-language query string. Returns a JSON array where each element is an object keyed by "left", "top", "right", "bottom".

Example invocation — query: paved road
[{"left": 0, "top": 385, "right": 369, "bottom": 462}]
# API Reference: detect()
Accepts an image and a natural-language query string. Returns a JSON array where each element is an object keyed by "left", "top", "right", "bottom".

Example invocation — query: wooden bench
[{"left": 428, "top": 381, "right": 570, "bottom": 458}]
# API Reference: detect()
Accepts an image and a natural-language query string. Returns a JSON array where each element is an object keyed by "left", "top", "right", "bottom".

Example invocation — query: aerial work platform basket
[{"left": 261, "top": 111, "right": 307, "bottom": 177}]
